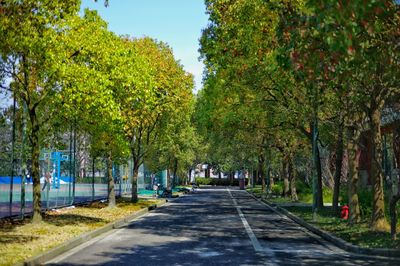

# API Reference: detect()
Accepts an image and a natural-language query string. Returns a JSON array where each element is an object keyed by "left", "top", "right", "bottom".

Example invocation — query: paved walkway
[{"left": 47, "top": 188, "right": 400, "bottom": 265}]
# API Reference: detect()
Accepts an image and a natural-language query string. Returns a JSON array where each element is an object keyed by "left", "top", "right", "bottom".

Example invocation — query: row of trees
[
  {"left": 0, "top": 0, "right": 198, "bottom": 222},
  {"left": 196, "top": 0, "right": 399, "bottom": 233}
]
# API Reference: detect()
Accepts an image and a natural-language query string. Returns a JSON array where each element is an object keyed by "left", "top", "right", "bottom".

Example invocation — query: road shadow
[
  {"left": 44, "top": 213, "right": 105, "bottom": 227},
  {"left": 49, "top": 189, "right": 400, "bottom": 266}
]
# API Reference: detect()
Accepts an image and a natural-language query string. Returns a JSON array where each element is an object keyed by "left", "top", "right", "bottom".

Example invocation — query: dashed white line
[{"left": 227, "top": 189, "right": 274, "bottom": 256}]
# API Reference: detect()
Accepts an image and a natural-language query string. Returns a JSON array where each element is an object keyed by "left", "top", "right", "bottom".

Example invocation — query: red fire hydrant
[{"left": 341, "top": 205, "right": 349, "bottom": 220}]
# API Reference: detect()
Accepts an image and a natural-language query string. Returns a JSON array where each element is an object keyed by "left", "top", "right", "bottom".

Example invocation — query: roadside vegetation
[
  {"left": 195, "top": 0, "right": 400, "bottom": 242},
  {"left": 0, "top": 0, "right": 201, "bottom": 222},
  {"left": 0, "top": 198, "right": 162, "bottom": 266},
  {"left": 285, "top": 206, "right": 400, "bottom": 249},
  {"left": 248, "top": 184, "right": 400, "bottom": 249}
]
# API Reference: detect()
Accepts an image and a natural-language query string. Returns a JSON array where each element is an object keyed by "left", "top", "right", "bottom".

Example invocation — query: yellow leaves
[{"left": 0, "top": 199, "right": 162, "bottom": 266}]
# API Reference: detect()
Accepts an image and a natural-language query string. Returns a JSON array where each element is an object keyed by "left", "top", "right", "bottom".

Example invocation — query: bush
[
  {"left": 296, "top": 180, "right": 312, "bottom": 195},
  {"left": 340, "top": 187, "right": 373, "bottom": 218},
  {"left": 271, "top": 182, "right": 283, "bottom": 195},
  {"left": 194, "top": 177, "right": 248, "bottom": 186},
  {"left": 270, "top": 181, "right": 310, "bottom": 197},
  {"left": 194, "top": 177, "right": 211, "bottom": 185}
]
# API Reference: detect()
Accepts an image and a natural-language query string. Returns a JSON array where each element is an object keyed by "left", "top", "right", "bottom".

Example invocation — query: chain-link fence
[
  {"left": 0, "top": 92, "right": 180, "bottom": 219},
  {"left": 0, "top": 96, "right": 137, "bottom": 219}
]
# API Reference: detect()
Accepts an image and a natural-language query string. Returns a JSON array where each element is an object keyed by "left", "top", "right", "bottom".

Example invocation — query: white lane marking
[
  {"left": 227, "top": 189, "right": 263, "bottom": 253},
  {"left": 227, "top": 190, "right": 278, "bottom": 265}
]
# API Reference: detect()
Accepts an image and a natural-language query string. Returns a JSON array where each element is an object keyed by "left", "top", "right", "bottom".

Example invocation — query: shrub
[
  {"left": 296, "top": 180, "right": 312, "bottom": 195},
  {"left": 194, "top": 177, "right": 248, "bottom": 186},
  {"left": 271, "top": 182, "right": 283, "bottom": 196},
  {"left": 195, "top": 177, "right": 211, "bottom": 185},
  {"left": 340, "top": 187, "right": 373, "bottom": 218}
]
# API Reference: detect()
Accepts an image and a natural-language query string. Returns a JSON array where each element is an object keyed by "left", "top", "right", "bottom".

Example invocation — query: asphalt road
[{"left": 47, "top": 188, "right": 400, "bottom": 265}]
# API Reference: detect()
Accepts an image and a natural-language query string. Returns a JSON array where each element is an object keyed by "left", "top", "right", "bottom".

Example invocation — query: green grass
[
  {"left": 248, "top": 184, "right": 400, "bottom": 249},
  {"left": 247, "top": 184, "right": 333, "bottom": 205},
  {"left": 284, "top": 206, "right": 400, "bottom": 249}
]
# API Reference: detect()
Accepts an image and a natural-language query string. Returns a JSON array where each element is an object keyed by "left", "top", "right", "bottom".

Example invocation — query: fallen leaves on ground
[{"left": 0, "top": 198, "right": 162, "bottom": 266}]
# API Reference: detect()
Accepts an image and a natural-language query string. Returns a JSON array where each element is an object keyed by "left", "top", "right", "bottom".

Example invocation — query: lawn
[
  {"left": 247, "top": 186, "right": 400, "bottom": 249},
  {"left": 284, "top": 206, "right": 400, "bottom": 249},
  {"left": 0, "top": 197, "right": 163, "bottom": 266}
]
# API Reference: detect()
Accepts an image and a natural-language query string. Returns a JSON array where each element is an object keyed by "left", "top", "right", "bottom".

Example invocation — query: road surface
[{"left": 47, "top": 188, "right": 400, "bottom": 265}]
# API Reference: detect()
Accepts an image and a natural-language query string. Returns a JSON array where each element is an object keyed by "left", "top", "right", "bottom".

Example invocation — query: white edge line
[{"left": 227, "top": 188, "right": 263, "bottom": 252}]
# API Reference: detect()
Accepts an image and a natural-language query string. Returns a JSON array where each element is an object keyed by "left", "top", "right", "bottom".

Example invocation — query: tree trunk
[
  {"left": 205, "top": 168, "right": 210, "bottom": 178},
  {"left": 282, "top": 159, "right": 290, "bottom": 197},
  {"left": 289, "top": 155, "right": 298, "bottom": 201},
  {"left": 261, "top": 171, "right": 266, "bottom": 192},
  {"left": 390, "top": 195, "right": 400, "bottom": 240},
  {"left": 370, "top": 107, "right": 389, "bottom": 230},
  {"left": 394, "top": 126, "right": 400, "bottom": 171},
  {"left": 29, "top": 108, "right": 42, "bottom": 223},
  {"left": 333, "top": 117, "right": 344, "bottom": 214},
  {"left": 316, "top": 144, "right": 324, "bottom": 209},
  {"left": 131, "top": 159, "right": 139, "bottom": 203},
  {"left": 254, "top": 169, "right": 259, "bottom": 185},
  {"left": 259, "top": 154, "right": 266, "bottom": 192},
  {"left": 172, "top": 159, "right": 178, "bottom": 188},
  {"left": 107, "top": 152, "right": 116, "bottom": 208},
  {"left": 390, "top": 126, "right": 400, "bottom": 240},
  {"left": 347, "top": 127, "right": 361, "bottom": 224},
  {"left": 167, "top": 168, "right": 171, "bottom": 190},
  {"left": 218, "top": 171, "right": 222, "bottom": 179},
  {"left": 270, "top": 169, "right": 274, "bottom": 187},
  {"left": 188, "top": 168, "right": 192, "bottom": 185},
  {"left": 265, "top": 165, "right": 270, "bottom": 192}
]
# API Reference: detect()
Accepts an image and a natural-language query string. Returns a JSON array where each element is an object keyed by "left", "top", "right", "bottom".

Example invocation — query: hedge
[{"left": 195, "top": 177, "right": 248, "bottom": 186}]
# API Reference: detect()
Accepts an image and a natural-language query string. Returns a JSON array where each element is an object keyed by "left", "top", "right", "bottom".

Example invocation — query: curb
[
  {"left": 21, "top": 200, "right": 167, "bottom": 266},
  {"left": 247, "top": 192, "right": 400, "bottom": 258}
]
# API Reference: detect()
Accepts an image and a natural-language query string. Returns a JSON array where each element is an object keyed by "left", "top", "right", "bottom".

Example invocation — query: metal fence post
[
  {"left": 9, "top": 97, "right": 16, "bottom": 217},
  {"left": 69, "top": 123, "right": 73, "bottom": 204},
  {"left": 92, "top": 157, "right": 95, "bottom": 201},
  {"left": 72, "top": 121, "right": 76, "bottom": 204}
]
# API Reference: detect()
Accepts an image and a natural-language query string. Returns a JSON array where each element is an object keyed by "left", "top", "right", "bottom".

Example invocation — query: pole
[
  {"left": 383, "top": 134, "right": 389, "bottom": 179},
  {"left": 92, "top": 157, "right": 95, "bottom": 201},
  {"left": 266, "top": 162, "right": 270, "bottom": 193},
  {"left": 20, "top": 102, "right": 26, "bottom": 219},
  {"left": 72, "top": 121, "right": 76, "bottom": 204},
  {"left": 312, "top": 85, "right": 319, "bottom": 220},
  {"left": 9, "top": 97, "right": 16, "bottom": 217},
  {"left": 107, "top": 158, "right": 110, "bottom": 200},
  {"left": 69, "top": 123, "right": 72, "bottom": 204}
]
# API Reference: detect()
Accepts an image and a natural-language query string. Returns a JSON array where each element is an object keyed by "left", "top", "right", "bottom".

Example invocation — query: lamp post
[{"left": 312, "top": 84, "right": 319, "bottom": 221}]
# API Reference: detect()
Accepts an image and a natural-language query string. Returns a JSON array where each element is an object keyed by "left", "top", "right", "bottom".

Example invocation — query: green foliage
[
  {"left": 271, "top": 183, "right": 283, "bottom": 196},
  {"left": 0, "top": 1, "right": 197, "bottom": 218},
  {"left": 198, "top": 0, "right": 399, "bottom": 230},
  {"left": 195, "top": 177, "right": 248, "bottom": 186},
  {"left": 340, "top": 188, "right": 374, "bottom": 218},
  {"left": 285, "top": 205, "right": 400, "bottom": 249}
]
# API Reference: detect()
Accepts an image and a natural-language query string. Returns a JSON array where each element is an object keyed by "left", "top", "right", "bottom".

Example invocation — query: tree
[
  {"left": 198, "top": 0, "right": 312, "bottom": 199},
  {"left": 0, "top": 0, "right": 80, "bottom": 222},
  {"left": 58, "top": 10, "right": 130, "bottom": 208},
  {"left": 116, "top": 37, "right": 194, "bottom": 202},
  {"left": 306, "top": 0, "right": 400, "bottom": 230}
]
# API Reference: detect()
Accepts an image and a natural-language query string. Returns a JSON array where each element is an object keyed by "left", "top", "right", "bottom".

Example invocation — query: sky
[{"left": 80, "top": 0, "right": 209, "bottom": 92}]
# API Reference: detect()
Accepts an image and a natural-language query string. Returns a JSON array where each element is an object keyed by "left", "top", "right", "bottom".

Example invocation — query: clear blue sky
[{"left": 80, "top": 0, "right": 209, "bottom": 92}]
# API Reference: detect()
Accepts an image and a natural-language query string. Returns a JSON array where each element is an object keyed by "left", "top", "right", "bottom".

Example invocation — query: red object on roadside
[{"left": 341, "top": 205, "right": 349, "bottom": 219}]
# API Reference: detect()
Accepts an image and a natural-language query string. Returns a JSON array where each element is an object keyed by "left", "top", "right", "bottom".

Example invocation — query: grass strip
[
  {"left": 284, "top": 205, "right": 400, "bottom": 249},
  {"left": 0, "top": 198, "right": 163, "bottom": 266},
  {"left": 247, "top": 188, "right": 400, "bottom": 249}
]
